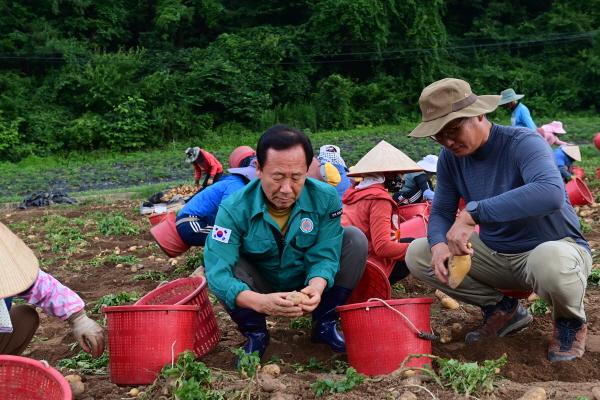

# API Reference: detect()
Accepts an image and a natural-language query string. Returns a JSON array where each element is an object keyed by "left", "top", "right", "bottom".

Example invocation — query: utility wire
[{"left": 0, "top": 30, "right": 595, "bottom": 65}]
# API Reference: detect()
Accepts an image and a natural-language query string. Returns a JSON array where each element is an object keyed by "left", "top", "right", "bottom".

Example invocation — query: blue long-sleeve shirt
[
  {"left": 428, "top": 124, "right": 589, "bottom": 254},
  {"left": 178, "top": 174, "right": 248, "bottom": 226},
  {"left": 553, "top": 147, "right": 574, "bottom": 181},
  {"left": 511, "top": 102, "right": 537, "bottom": 131}
]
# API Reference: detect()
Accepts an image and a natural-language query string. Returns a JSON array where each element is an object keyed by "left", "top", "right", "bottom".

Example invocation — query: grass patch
[
  {"left": 1, "top": 117, "right": 599, "bottom": 203},
  {"left": 133, "top": 270, "right": 168, "bottom": 281},
  {"left": 97, "top": 213, "right": 140, "bottom": 236}
]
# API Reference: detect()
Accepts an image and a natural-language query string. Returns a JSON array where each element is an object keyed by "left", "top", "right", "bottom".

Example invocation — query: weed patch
[
  {"left": 57, "top": 350, "right": 109, "bottom": 375},
  {"left": 91, "top": 292, "right": 140, "bottom": 313},
  {"left": 97, "top": 213, "right": 140, "bottom": 236},
  {"left": 311, "top": 367, "right": 365, "bottom": 397}
]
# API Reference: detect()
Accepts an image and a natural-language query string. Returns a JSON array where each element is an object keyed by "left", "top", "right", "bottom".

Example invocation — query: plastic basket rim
[
  {"left": 572, "top": 176, "right": 593, "bottom": 200},
  {"left": 136, "top": 276, "right": 206, "bottom": 306},
  {"left": 0, "top": 355, "right": 73, "bottom": 398},
  {"left": 102, "top": 304, "right": 200, "bottom": 313},
  {"left": 336, "top": 296, "right": 433, "bottom": 312}
]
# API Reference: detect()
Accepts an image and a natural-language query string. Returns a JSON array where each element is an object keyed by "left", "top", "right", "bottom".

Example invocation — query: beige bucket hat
[
  {"left": 561, "top": 145, "right": 581, "bottom": 162},
  {"left": 346, "top": 140, "right": 422, "bottom": 177},
  {"left": 409, "top": 78, "right": 500, "bottom": 138},
  {"left": 0, "top": 222, "right": 39, "bottom": 298}
]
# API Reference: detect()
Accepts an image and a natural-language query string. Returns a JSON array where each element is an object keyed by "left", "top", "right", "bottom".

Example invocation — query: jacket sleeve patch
[{"left": 329, "top": 209, "right": 343, "bottom": 219}]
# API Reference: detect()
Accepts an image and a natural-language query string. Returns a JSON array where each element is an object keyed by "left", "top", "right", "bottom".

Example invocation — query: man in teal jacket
[{"left": 204, "top": 124, "right": 367, "bottom": 360}]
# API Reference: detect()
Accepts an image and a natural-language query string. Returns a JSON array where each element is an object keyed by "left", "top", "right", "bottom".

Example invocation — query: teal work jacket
[{"left": 204, "top": 178, "right": 343, "bottom": 309}]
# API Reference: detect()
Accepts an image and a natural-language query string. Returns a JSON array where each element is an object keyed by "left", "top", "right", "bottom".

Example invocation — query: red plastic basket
[
  {"left": 399, "top": 214, "right": 428, "bottom": 240},
  {"left": 0, "top": 355, "right": 72, "bottom": 400},
  {"left": 397, "top": 203, "right": 430, "bottom": 222},
  {"left": 148, "top": 211, "right": 175, "bottom": 226},
  {"left": 135, "top": 277, "right": 221, "bottom": 358},
  {"left": 566, "top": 176, "right": 593, "bottom": 206},
  {"left": 103, "top": 305, "right": 199, "bottom": 385},
  {"left": 347, "top": 260, "right": 391, "bottom": 304},
  {"left": 336, "top": 298, "right": 433, "bottom": 376}
]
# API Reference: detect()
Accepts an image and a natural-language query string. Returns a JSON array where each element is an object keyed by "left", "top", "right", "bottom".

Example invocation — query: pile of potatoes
[{"left": 160, "top": 185, "right": 199, "bottom": 202}]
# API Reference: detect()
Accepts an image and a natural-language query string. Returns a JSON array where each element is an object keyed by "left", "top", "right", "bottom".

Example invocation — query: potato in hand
[
  {"left": 447, "top": 242, "right": 472, "bottom": 289},
  {"left": 286, "top": 291, "right": 309, "bottom": 305}
]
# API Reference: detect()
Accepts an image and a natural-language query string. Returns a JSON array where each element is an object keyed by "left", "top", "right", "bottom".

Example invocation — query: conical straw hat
[
  {"left": 347, "top": 140, "right": 423, "bottom": 177},
  {"left": 0, "top": 222, "right": 39, "bottom": 298},
  {"left": 561, "top": 145, "right": 581, "bottom": 162}
]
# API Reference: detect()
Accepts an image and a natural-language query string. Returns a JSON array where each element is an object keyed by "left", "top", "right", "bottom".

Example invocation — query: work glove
[
  {"left": 423, "top": 189, "right": 435, "bottom": 201},
  {"left": 68, "top": 310, "right": 105, "bottom": 358}
]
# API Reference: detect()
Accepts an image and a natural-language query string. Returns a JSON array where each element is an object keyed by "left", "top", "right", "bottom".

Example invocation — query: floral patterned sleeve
[{"left": 19, "top": 270, "right": 85, "bottom": 320}]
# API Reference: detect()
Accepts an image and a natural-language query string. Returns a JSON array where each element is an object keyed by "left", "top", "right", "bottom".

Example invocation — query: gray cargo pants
[{"left": 406, "top": 233, "right": 592, "bottom": 321}]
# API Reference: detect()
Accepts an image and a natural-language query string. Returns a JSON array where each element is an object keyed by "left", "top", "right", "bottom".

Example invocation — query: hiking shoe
[
  {"left": 548, "top": 318, "right": 587, "bottom": 362},
  {"left": 465, "top": 298, "right": 533, "bottom": 344}
]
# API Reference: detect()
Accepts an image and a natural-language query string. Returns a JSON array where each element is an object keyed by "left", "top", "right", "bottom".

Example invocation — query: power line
[{"left": 0, "top": 30, "right": 595, "bottom": 65}]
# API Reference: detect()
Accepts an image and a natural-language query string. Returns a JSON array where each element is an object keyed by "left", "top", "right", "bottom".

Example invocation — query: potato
[
  {"left": 517, "top": 387, "right": 546, "bottom": 400},
  {"left": 286, "top": 291, "right": 309, "bottom": 305},
  {"left": 128, "top": 388, "right": 140, "bottom": 397},
  {"left": 65, "top": 375, "right": 85, "bottom": 397},
  {"left": 448, "top": 243, "right": 472, "bottom": 289},
  {"left": 435, "top": 290, "right": 460, "bottom": 310},
  {"left": 438, "top": 327, "right": 452, "bottom": 343},
  {"left": 527, "top": 292, "right": 540, "bottom": 302},
  {"left": 261, "top": 363, "right": 281, "bottom": 377}
]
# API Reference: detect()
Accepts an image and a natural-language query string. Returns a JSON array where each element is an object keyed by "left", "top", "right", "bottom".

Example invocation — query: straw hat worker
[
  {"left": 406, "top": 78, "right": 591, "bottom": 362},
  {"left": 0, "top": 223, "right": 104, "bottom": 357},
  {"left": 554, "top": 145, "right": 581, "bottom": 183},
  {"left": 342, "top": 141, "right": 423, "bottom": 283}
]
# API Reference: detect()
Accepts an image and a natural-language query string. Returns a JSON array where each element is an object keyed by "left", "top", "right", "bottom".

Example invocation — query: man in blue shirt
[
  {"left": 176, "top": 147, "right": 257, "bottom": 247},
  {"left": 498, "top": 88, "right": 537, "bottom": 131},
  {"left": 406, "top": 78, "right": 592, "bottom": 362}
]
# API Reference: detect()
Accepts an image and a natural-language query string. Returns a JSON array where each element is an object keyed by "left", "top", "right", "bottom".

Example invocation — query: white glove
[{"left": 68, "top": 310, "right": 105, "bottom": 358}]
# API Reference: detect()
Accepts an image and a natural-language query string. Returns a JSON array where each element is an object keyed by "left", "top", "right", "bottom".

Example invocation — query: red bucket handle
[{"left": 366, "top": 298, "right": 437, "bottom": 341}]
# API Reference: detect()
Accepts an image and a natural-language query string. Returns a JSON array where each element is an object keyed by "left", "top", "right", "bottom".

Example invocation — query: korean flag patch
[{"left": 211, "top": 225, "right": 232, "bottom": 244}]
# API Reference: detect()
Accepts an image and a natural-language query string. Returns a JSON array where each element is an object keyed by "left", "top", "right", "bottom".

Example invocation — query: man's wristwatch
[{"left": 465, "top": 201, "right": 480, "bottom": 224}]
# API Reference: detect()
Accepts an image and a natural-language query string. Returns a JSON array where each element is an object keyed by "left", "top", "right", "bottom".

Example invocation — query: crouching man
[
  {"left": 204, "top": 124, "right": 367, "bottom": 360},
  {"left": 405, "top": 78, "right": 592, "bottom": 362}
]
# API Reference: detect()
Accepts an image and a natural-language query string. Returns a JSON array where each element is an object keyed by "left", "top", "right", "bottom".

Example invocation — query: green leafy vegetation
[
  {"left": 588, "top": 268, "right": 600, "bottom": 286},
  {"left": 142, "top": 351, "right": 224, "bottom": 400},
  {"left": 529, "top": 298, "right": 550, "bottom": 316},
  {"left": 232, "top": 348, "right": 261, "bottom": 378},
  {"left": 133, "top": 270, "right": 168, "bottom": 281},
  {"left": 173, "top": 249, "right": 205, "bottom": 276},
  {"left": 311, "top": 367, "right": 365, "bottom": 397},
  {"left": 90, "top": 254, "right": 140, "bottom": 267},
  {"left": 291, "top": 357, "right": 327, "bottom": 373},
  {"left": 579, "top": 218, "right": 592, "bottom": 234},
  {"left": 57, "top": 350, "right": 109, "bottom": 375},
  {"left": 0, "top": 1, "right": 599, "bottom": 169},
  {"left": 91, "top": 292, "right": 140, "bottom": 313},
  {"left": 289, "top": 316, "right": 312, "bottom": 329},
  {"left": 97, "top": 213, "right": 140, "bottom": 236},
  {"left": 435, "top": 354, "right": 507, "bottom": 397}
]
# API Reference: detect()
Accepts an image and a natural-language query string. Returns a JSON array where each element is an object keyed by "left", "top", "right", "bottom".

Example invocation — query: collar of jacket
[{"left": 246, "top": 177, "right": 320, "bottom": 220}]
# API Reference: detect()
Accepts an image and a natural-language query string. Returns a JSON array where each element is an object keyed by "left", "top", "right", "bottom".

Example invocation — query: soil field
[{"left": 1, "top": 196, "right": 600, "bottom": 400}]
